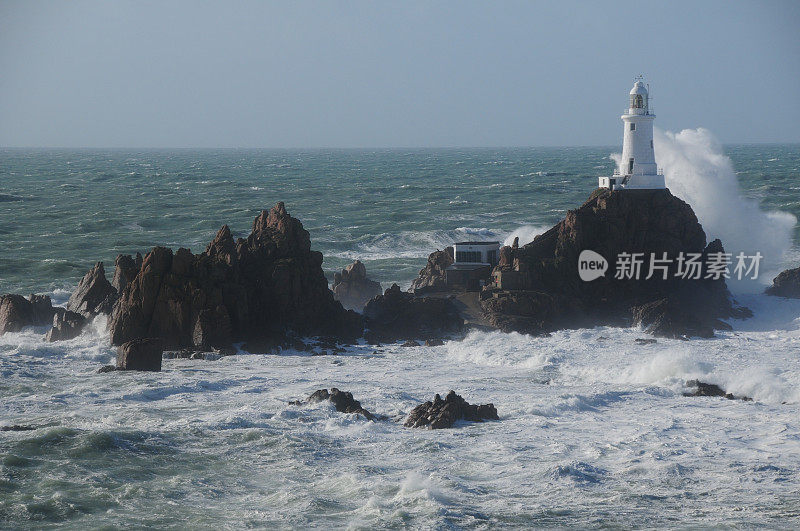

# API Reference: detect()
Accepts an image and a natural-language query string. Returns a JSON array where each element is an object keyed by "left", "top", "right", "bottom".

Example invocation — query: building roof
[
  {"left": 630, "top": 80, "right": 648, "bottom": 96},
  {"left": 446, "top": 263, "right": 492, "bottom": 271},
  {"left": 453, "top": 241, "right": 500, "bottom": 246}
]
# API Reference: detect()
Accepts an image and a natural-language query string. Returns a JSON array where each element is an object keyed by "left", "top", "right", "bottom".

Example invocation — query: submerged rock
[
  {"left": 1, "top": 425, "right": 36, "bottom": 432},
  {"left": 45, "top": 310, "right": 86, "bottom": 342},
  {"left": 97, "top": 365, "right": 116, "bottom": 373},
  {"left": 765, "top": 266, "right": 800, "bottom": 299},
  {"left": 67, "top": 262, "right": 117, "bottom": 317},
  {"left": 404, "top": 390, "right": 499, "bottom": 429},
  {"left": 410, "top": 247, "right": 454, "bottom": 294},
  {"left": 109, "top": 203, "right": 363, "bottom": 350},
  {"left": 295, "top": 388, "right": 378, "bottom": 420},
  {"left": 117, "top": 338, "right": 163, "bottom": 371},
  {"left": 684, "top": 380, "right": 752, "bottom": 401},
  {"left": 482, "top": 189, "right": 750, "bottom": 338},
  {"left": 363, "top": 284, "right": 463, "bottom": 343},
  {"left": 332, "top": 260, "right": 382, "bottom": 311}
]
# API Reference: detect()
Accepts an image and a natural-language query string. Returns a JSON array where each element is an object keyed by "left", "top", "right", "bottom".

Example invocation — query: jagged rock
[
  {"left": 97, "top": 365, "right": 116, "bottom": 373},
  {"left": 401, "top": 340, "right": 420, "bottom": 347},
  {"left": 404, "top": 390, "right": 499, "bottom": 429},
  {"left": 0, "top": 294, "right": 34, "bottom": 335},
  {"left": 410, "top": 247, "right": 454, "bottom": 294},
  {"left": 482, "top": 189, "right": 750, "bottom": 338},
  {"left": 332, "top": 260, "right": 382, "bottom": 311},
  {"left": 29, "top": 294, "right": 56, "bottom": 325},
  {"left": 45, "top": 309, "right": 86, "bottom": 342},
  {"left": 110, "top": 203, "right": 362, "bottom": 350},
  {"left": 117, "top": 338, "right": 163, "bottom": 371},
  {"left": 363, "top": 284, "right": 463, "bottom": 343},
  {"left": 295, "top": 388, "right": 378, "bottom": 420},
  {"left": 684, "top": 380, "right": 752, "bottom": 401},
  {"left": 424, "top": 338, "right": 444, "bottom": 346},
  {"left": 112, "top": 253, "right": 142, "bottom": 293},
  {"left": 765, "top": 266, "right": 800, "bottom": 298},
  {"left": 67, "top": 262, "right": 117, "bottom": 317}
]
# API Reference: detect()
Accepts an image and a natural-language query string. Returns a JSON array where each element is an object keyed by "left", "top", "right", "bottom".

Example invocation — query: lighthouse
[{"left": 598, "top": 77, "right": 665, "bottom": 190}]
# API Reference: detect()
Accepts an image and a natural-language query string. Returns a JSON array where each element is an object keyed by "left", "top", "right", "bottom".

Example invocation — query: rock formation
[
  {"left": 0, "top": 293, "right": 59, "bottom": 335},
  {"left": 482, "top": 188, "right": 750, "bottom": 337},
  {"left": 117, "top": 338, "right": 163, "bottom": 371},
  {"left": 684, "top": 380, "right": 752, "bottom": 401},
  {"left": 410, "top": 247, "right": 454, "bottom": 294},
  {"left": 765, "top": 266, "right": 800, "bottom": 299},
  {"left": 363, "top": 284, "right": 463, "bottom": 343},
  {"left": 404, "top": 390, "right": 499, "bottom": 429},
  {"left": 331, "top": 260, "right": 382, "bottom": 311},
  {"left": 294, "top": 388, "right": 378, "bottom": 420},
  {"left": 67, "top": 262, "right": 117, "bottom": 317},
  {"left": 45, "top": 310, "right": 86, "bottom": 342},
  {"left": 109, "top": 202, "right": 362, "bottom": 350},
  {"left": 112, "top": 253, "right": 143, "bottom": 293}
]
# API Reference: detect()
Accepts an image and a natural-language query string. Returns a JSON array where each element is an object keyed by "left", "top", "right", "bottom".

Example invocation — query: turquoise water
[
  {"left": 2, "top": 144, "right": 800, "bottom": 528},
  {"left": 3, "top": 145, "right": 796, "bottom": 296}
]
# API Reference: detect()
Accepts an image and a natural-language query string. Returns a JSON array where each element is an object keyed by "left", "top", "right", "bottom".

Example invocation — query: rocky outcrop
[
  {"left": 765, "top": 266, "right": 800, "bottom": 298},
  {"left": 482, "top": 189, "right": 749, "bottom": 338},
  {"left": 410, "top": 247, "right": 454, "bottom": 294},
  {"left": 117, "top": 338, "right": 163, "bottom": 371},
  {"left": 0, "top": 295, "right": 34, "bottom": 335},
  {"left": 404, "top": 390, "right": 499, "bottom": 429},
  {"left": 363, "top": 284, "right": 463, "bottom": 343},
  {"left": 112, "top": 253, "right": 142, "bottom": 293},
  {"left": 67, "top": 262, "right": 117, "bottom": 317},
  {"left": 332, "top": 260, "right": 382, "bottom": 311},
  {"left": 109, "top": 203, "right": 362, "bottom": 350},
  {"left": 684, "top": 380, "right": 752, "bottom": 401},
  {"left": 0, "top": 293, "right": 60, "bottom": 335},
  {"left": 294, "top": 388, "right": 378, "bottom": 420},
  {"left": 45, "top": 310, "right": 86, "bottom": 342}
]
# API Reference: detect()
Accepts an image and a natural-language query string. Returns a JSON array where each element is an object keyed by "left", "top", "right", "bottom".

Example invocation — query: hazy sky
[{"left": 1, "top": 0, "right": 798, "bottom": 148}]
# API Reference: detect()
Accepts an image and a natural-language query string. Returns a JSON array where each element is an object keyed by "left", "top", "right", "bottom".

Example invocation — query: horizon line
[{"left": 2, "top": 141, "right": 799, "bottom": 150}]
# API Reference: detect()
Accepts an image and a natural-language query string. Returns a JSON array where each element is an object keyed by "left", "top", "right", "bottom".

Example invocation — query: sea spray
[{"left": 654, "top": 128, "right": 796, "bottom": 292}]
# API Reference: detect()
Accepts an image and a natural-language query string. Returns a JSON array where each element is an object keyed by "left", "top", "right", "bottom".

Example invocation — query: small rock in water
[
  {"left": 294, "top": 388, "right": 379, "bottom": 421},
  {"left": 117, "top": 338, "right": 163, "bottom": 372},
  {"left": 97, "top": 365, "right": 116, "bottom": 373},
  {"left": 46, "top": 310, "right": 86, "bottom": 342},
  {"left": 404, "top": 390, "right": 499, "bottom": 429},
  {"left": 684, "top": 380, "right": 752, "bottom": 401},
  {"left": 401, "top": 340, "right": 420, "bottom": 347},
  {"left": 424, "top": 339, "right": 444, "bottom": 346},
  {"left": 634, "top": 338, "right": 657, "bottom": 345},
  {"left": 1, "top": 425, "right": 36, "bottom": 432}
]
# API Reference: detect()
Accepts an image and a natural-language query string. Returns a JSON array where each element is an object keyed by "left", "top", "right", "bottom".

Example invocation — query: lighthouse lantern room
[{"left": 598, "top": 77, "right": 665, "bottom": 190}]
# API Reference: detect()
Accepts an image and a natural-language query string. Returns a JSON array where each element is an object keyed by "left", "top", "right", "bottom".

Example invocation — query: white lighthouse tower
[{"left": 599, "top": 77, "right": 665, "bottom": 190}]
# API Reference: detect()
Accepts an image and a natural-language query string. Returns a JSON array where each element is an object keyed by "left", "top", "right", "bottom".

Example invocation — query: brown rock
[
  {"left": 297, "top": 388, "right": 378, "bottom": 421},
  {"left": 410, "top": 247, "right": 454, "bottom": 294},
  {"left": 112, "top": 253, "right": 142, "bottom": 293},
  {"left": 67, "top": 262, "right": 117, "bottom": 317},
  {"left": 0, "top": 294, "right": 34, "bottom": 335},
  {"left": 109, "top": 203, "right": 363, "bottom": 349},
  {"left": 45, "top": 309, "right": 86, "bottom": 342},
  {"left": 404, "top": 390, "right": 499, "bottom": 429},
  {"left": 117, "top": 338, "right": 163, "bottom": 371},
  {"left": 363, "top": 284, "right": 463, "bottom": 343},
  {"left": 765, "top": 266, "right": 800, "bottom": 298},
  {"left": 332, "top": 260, "right": 382, "bottom": 311}
]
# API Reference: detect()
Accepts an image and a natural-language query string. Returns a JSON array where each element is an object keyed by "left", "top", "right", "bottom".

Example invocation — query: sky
[{"left": 0, "top": 0, "right": 798, "bottom": 148}]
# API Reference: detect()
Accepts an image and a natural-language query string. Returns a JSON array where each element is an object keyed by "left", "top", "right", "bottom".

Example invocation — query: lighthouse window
[
  {"left": 630, "top": 123, "right": 635, "bottom": 131},
  {"left": 628, "top": 158, "right": 634, "bottom": 174},
  {"left": 651, "top": 140, "right": 653, "bottom": 148}
]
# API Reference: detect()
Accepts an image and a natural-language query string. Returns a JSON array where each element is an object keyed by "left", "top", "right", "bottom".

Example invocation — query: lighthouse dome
[{"left": 629, "top": 80, "right": 648, "bottom": 111}]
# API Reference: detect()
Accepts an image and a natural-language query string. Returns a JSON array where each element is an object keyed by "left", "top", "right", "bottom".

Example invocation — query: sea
[{"left": 2, "top": 136, "right": 800, "bottom": 528}]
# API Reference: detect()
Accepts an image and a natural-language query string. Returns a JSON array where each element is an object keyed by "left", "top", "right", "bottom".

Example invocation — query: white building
[
  {"left": 446, "top": 241, "right": 501, "bottom": 291},
  {"left": 598, "top": 77, "right": 665, "bottom": 190}
]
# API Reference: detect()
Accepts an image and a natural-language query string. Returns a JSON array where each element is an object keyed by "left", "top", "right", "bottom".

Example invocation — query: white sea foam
[{"left": 653, "top": 128, "right": 795, "bottom": 292}]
